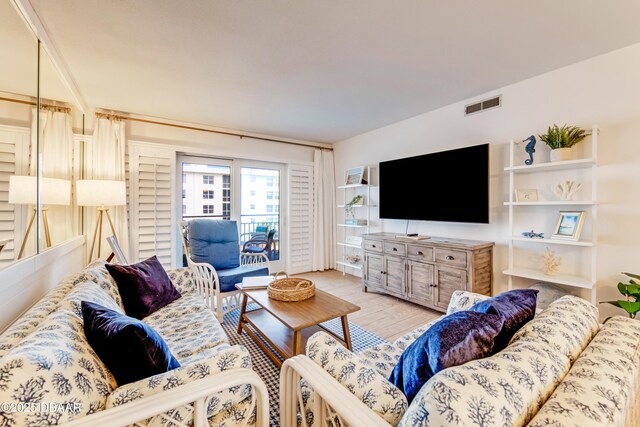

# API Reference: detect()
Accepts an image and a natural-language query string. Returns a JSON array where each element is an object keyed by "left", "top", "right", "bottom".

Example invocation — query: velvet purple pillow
[
  {"left": 469, "top": 289, "right": 538, "bottom": 352},
  {"left": 82, "top": 301, "right": 180, "bottom": 386},
  {"left": 106, "top": 256, "right": 181, "bottom": 319},
  {"left": 389, "top": 311, "right": 503, "bottom": 404}
]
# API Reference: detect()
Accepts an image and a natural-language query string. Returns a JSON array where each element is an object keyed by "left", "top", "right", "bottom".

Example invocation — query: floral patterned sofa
[
  {"left": 280, "top": 291, "right": 640, "bottom": 427},
  {"left": 0, "top": 260, "right": 268, "bottom": 427}
]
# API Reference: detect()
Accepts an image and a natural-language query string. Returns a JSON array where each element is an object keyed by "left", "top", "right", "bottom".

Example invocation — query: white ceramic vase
[{"left": 549, "top": 147, "right": 575, "bottom": 162}]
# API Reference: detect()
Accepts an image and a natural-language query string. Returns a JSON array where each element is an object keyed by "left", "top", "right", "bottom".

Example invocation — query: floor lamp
[
  {"left": 9, "top": 176, "right": 71, "bottom": 259},
  {"left": 77, "top": 179, "right": 127, "bottom": 262}
]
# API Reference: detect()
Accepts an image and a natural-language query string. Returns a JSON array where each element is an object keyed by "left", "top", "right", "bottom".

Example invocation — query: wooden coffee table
[{"left": 236, "top": 279, "right": 360, "bottom": 366}]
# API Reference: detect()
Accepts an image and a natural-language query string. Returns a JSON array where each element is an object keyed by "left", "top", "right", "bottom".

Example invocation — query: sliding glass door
[{"left": 178, "top": 156, "right": 284, "bottom": 271}]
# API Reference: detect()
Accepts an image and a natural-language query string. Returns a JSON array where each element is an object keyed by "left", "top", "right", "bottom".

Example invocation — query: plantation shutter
[
  {"left": 128, "top": 143, "right": 176, "bottom": 268},
  {"left": 287, "top": 164, "right": 313, "bottom": 274},
  {"left": 0, "top": 126, "right": 29, "bottom": 268}
]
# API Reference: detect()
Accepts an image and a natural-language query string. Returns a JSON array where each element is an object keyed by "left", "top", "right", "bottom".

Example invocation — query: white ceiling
[{"left": 27, "top": 0, "right": 640, "bottom": 143}]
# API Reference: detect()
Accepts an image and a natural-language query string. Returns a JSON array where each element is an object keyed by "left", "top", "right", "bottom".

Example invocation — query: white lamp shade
[
  {"left": 8, "top": 176, "right": 71, "bottom": 205},
  {"left": 76, "top": 180, "right": 126, "bottom": 206}
]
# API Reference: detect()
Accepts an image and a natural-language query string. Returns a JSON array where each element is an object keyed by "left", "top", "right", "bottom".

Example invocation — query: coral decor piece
[
  {"left": 551, "top": 180, "right": 582, "bottom": 200},
  {"left": 541, "top": 247, "right": 561, "bottom": 276}
]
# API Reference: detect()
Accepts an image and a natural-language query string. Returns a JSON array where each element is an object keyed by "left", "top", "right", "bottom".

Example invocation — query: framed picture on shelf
[
  {"left": 552, "top": 211, "right": 585, "bottom": 240},
  {"left": 514, "top": 188, "right": 539, "bottom": 202},
  {"left": 345, "top": 166, "right": 367, "bottom": 185}
]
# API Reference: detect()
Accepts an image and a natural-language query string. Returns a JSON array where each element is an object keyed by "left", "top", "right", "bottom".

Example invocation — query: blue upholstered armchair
[{"left": 179, "top": 219, "right": 270, "bottom": 323}]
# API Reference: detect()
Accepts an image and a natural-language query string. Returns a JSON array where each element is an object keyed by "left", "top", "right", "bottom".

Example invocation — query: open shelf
[
  {"left": 337, "top": 242, "right": 361, "bottom": 249},
  {"left": 503, "top": 268, "right": 594, "bottom": 289},
  {"left": 337, "top": 223, "right": 367, "bottom": 228},
  {"left": 504, "top": 158, "right": 595, "bottom": 173},
  {"left": 508, "top": 236, "right": 594, "bottom": 247},
  {"left": 336, "top": 204, "right": 376, "bottom": 208},
  {"left": 337, "top": 183, "right": 371, "bottom": 189},
  {"left": 504, "top": 201, "right": 595, "bottom": 206},
  {"left": 336, "top": 261, "right": 362, "bottom": 270}
]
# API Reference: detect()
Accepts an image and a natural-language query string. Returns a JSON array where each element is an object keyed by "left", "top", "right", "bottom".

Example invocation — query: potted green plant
[
  {"left": 539, "top": 124, "right": 587, "bottom": 162},
  {"left": 600, "top": 272, "right": 640, "bottom": 321}
]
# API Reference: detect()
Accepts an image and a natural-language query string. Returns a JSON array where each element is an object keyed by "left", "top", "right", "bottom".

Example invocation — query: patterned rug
[{"left": 222, "top": 305, "right": 386, "bottom": 426}]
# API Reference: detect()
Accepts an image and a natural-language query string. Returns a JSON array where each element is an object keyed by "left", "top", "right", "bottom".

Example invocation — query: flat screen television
[{"left": 379, "top": 144, "right": 489, "bottom": 224}]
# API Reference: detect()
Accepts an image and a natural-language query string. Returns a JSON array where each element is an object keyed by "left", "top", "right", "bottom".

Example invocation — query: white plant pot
[{"left": 549, "top": 147, "right": 575, "bottom": 162}]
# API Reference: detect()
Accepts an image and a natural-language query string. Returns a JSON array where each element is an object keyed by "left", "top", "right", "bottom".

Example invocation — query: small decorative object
[
  {"left": 345, "top": 166, "right": 367, "bottom": 185},
  {"left": 345, "top": 235, "right": 363, "bottom": 246},
  {"left": 552, "top": 211, "right": 585, "bottom": 240},
  {"left": 600, "top": 272, "right": 640, "bottom": 321},
  {"left": 551, "top": 180, "right": 582, "bottom": 201},
  {"left": 345, "top": 194, "right": 364, "bottom": 219},
  {"left": 541, "top": 247, "right": 561, "bottom": 276},
  {"left": 344, "top": 254, "right": 361, "bottom": 265},
  {"left": 523, "top": 135, "right": 536, "bottom": 165},
  {"left": 539, "top": 124, "right": 587, "bottom": 162},
  {"left": 268, "top": 271, "right": 315, "bottom": 302},
  {"left": 514, "top": 189, "right": 539, "bottom": 202},
  {"left": 521, "top": 230, "right": 544, "bottom": 239},
  {"left": 344, "top": 218, "right": 367, "bottom": 226}
]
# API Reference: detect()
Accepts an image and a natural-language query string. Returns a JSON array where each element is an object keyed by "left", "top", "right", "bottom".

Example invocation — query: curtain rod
[
  {"left": 0, "top": 96, "right": 71, "bottom": 113},
  {"left": 95, "top": 112, "right": 334, "bottom": 151}
]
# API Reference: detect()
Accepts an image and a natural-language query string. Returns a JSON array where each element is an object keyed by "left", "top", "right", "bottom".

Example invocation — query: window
[
  {"left": 203, "top": 205, "right": 214, "bottom": 214},
  {"left": 275, "top": 204, "right": 279, "bottom": 213},
  {"left": 182, "top": 189, "right": 186, "bottom": 199},
  {"left": 222, "top": 203, "right": 230, "bottom": 219},
  {"left": 250, "top": 176, "right": 256, "bottom": 183},
  {"left": 203, "top": 190, "right": 214, "bottom": 199},
  {"left": 223, "top": 189, "right": 230, "bottom": 202},
  {"left": 267, "top": 177, "right": 275, "bottom": 186},
  {"left": 203, "top": 175, "right": 214, "bottom": 185},
  {"left": 266, "top": 191, "right": 274, "bottom": 200},
  {"left": 250, "top": 204, "right": 255, "bottom": 210},
  {"left": 182, "top": 173, "right": 186, "bottom": 184},
  {"left": 250, "top": 190, "right": 256, "bottom": 196},
  {"left": 266, "top": 205, "right": 274, "bottom": 213},
  {"left": 182, "top": 205, "right": 186, "bottom": 215},
  {"left": 223, "top": 175, "right": 230, "bottom": 189}
]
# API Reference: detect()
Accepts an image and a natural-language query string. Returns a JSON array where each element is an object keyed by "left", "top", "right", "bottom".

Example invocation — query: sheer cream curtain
[
  {"left": 312, "top": 149, "right": 336, "bottom": 271},
  {"left": 30, "top": 108, "right": 74, "bottom": 247},
  {"left": 84, "top": 116, "right": 129, "bottom": 259}
]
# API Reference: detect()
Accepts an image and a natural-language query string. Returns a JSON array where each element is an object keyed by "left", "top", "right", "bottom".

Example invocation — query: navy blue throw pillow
[
  {"left": 82, "top": 301, "right": 180, "bottom": 386},
  {"left": 106, "top": 256, "right": 181, "bottom": 319},
  {"left": 389, "top": 311, "right": 503, "bottom": 404},
  {"left": 469, "top": 289, "right": 538, "bottom": 352}
]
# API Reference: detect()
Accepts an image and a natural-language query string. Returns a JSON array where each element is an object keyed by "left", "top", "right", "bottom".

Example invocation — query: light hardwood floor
[{"left": 298, "top": 270, "right": 441, "bottom": 342}]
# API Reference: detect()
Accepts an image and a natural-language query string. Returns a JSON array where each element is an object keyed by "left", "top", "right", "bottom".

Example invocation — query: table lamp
[
  {"left": 8, "top": 176, "right": 71, "bottom": 258},
  {"left": 76, "top": 179, "right": 126, "bottom": 261}
]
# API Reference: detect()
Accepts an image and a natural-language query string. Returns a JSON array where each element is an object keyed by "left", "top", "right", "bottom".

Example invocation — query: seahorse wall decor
[{"left": 523, "top": 135, "right": 536, "bottom": 165}]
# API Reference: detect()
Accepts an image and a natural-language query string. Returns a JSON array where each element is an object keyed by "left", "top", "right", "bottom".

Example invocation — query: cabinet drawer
[
  {"left": 407, "top": 245, "right": 433, "bottom": 262},
  {"left": 384, "top": 242, "right": 406, "bottom": 256},
  {"left": 434, "top": 248, "right": 467, "bottom": 267},
  {"left": 363, "top": 239, "right": 383, "bottom": 253}
]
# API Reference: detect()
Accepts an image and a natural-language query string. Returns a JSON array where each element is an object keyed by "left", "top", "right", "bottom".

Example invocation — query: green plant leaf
[
  {"left": 602, "top": 300, "right": 640, "bottom": 315},
  {"left": 623, "top": 272, "right": 640, "bottom": 280},
  {"left": 618, "top": 282, "right": 630, "bottom": 296}
]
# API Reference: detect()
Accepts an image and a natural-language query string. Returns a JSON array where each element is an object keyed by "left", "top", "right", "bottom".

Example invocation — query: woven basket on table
[{"left": 267, "top": 272, "right": 315, "bottom": 302}]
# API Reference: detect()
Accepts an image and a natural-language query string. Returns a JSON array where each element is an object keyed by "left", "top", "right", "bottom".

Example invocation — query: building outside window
[
  {"left": 222, "top": 203, "right": 230, "bottom": 219},
  {"left": 203, "top": 205, "right": 214, "bottom": 214},
  {"left": 203, "top": 190, "right": 214, "bottom": 199},
  {"left": 266, "top": 177, "right": 274, "bottom": 186},
  {"left": 203, "top": 175, "right": 214, "bottom": 185},
  {"left": 250, "top": 204, "right": 255, "bottom": 210},
  {"left": 250, "top": 190, "right": 256, "bottom": 196},
  {"left": 266, "top": 205, "right": 274, "bottom": 213},
  {"left": 182, "top": 189, "right": 186, "bottom": 199},
  {"left": 223, "top": 189, "right": 230, "bottom": 202},
  {"left": 266, "top": 191, "right": 273, "bottom": 200},
  {"left": 223, "top": 175, "right": 230, "bottom": 188}
]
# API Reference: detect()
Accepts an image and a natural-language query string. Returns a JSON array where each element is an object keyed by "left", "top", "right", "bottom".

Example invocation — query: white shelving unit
[
  {"left": 504, "top": 125, "right": 599, "bottom": 303},
  {"left": 336, "top": 166, "right": 373, "bottom": 276}
]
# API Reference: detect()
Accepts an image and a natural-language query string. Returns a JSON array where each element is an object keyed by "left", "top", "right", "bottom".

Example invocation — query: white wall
[{"left": 334, "top": 43, "right": 640, "bottom": 318}]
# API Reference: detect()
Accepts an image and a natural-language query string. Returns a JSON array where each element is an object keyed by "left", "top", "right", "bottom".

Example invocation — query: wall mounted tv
[{"left": 379, "top": 143, "right": 489, "bottom": 224}]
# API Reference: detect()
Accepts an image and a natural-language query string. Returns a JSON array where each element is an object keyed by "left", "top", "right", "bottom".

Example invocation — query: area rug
[{"left": 222, "top": 305, "right": 387, "bottom": 426}]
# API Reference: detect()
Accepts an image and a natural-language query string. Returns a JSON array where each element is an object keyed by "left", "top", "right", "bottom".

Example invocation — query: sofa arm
[
  {"left": 104, "top": 345, "right": 256, "bottom": 425},
  {"left": 280, "top": 355, "right": 392, "bottom": 427},
  {"left": 305, "top": 332, "right": 408, "bottom": 426},
  {"left": 166, "top": 267, "right": 198, "bottom": 295},
  {"left": 61, "top": 368, "right": 268, "bottom": 427}
]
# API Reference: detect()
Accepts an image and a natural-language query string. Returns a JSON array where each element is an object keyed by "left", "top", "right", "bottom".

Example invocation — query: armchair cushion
[
  {"left": 217, "top": 265, "right": 270, "bottom": 292},
  {"left": 106, "top": 256, "right": 181, "bottom": 319},
  {"left": 188, "top": 219, "right": 241, "bottom": 269},
  {"left": 82, "top": 301, "right": 180, "bottom": 386}
]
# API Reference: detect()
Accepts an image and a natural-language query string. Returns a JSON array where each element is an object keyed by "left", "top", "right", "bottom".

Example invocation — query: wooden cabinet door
[
  {"left": 434, "top": 266, "right": 467, "bottom": 310},
  {"left": 408, "top": 261, "right": 434, "bottom": 306},
  {"left": 384, "top": 256, "right": 406, "bottom": 296},
  {"left": 364, "top": 253, "right": 384, "bottom": 288}
]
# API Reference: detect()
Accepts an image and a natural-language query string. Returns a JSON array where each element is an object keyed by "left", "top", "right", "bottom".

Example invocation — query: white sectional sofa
[
  {"left": 280, "top": 291, "right": 640, "bottom": 427},
  {"left": 0, "top": 260, "right": 268, "bottom": 427}
]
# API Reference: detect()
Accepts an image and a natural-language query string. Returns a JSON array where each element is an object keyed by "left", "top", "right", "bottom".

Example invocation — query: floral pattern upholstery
[
  {"left": 106, "top": 345, "right": 253, "bottom": 426},
  {"left": 0, "top": 260, "right": 258, "bottom": 427},
  {"left": 446, "top": 290, "right": 490, "bottom": 315},
  {"left": 398, "top": 339, "right": 571, "bottom": 427},
  {"left": 306, "top": 332, "right": 408, "bottom": 426},
  {"left": 528, "top": 316, "right": 640, "bottom": 427},
  {"left": 510, "top": 295, "right": 599, "bottom": 363}
]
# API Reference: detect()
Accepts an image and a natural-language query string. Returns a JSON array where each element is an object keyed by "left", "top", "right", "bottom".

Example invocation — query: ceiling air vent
[{"left": 465, "top": 95, "right": 502, "bottom": 116}]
